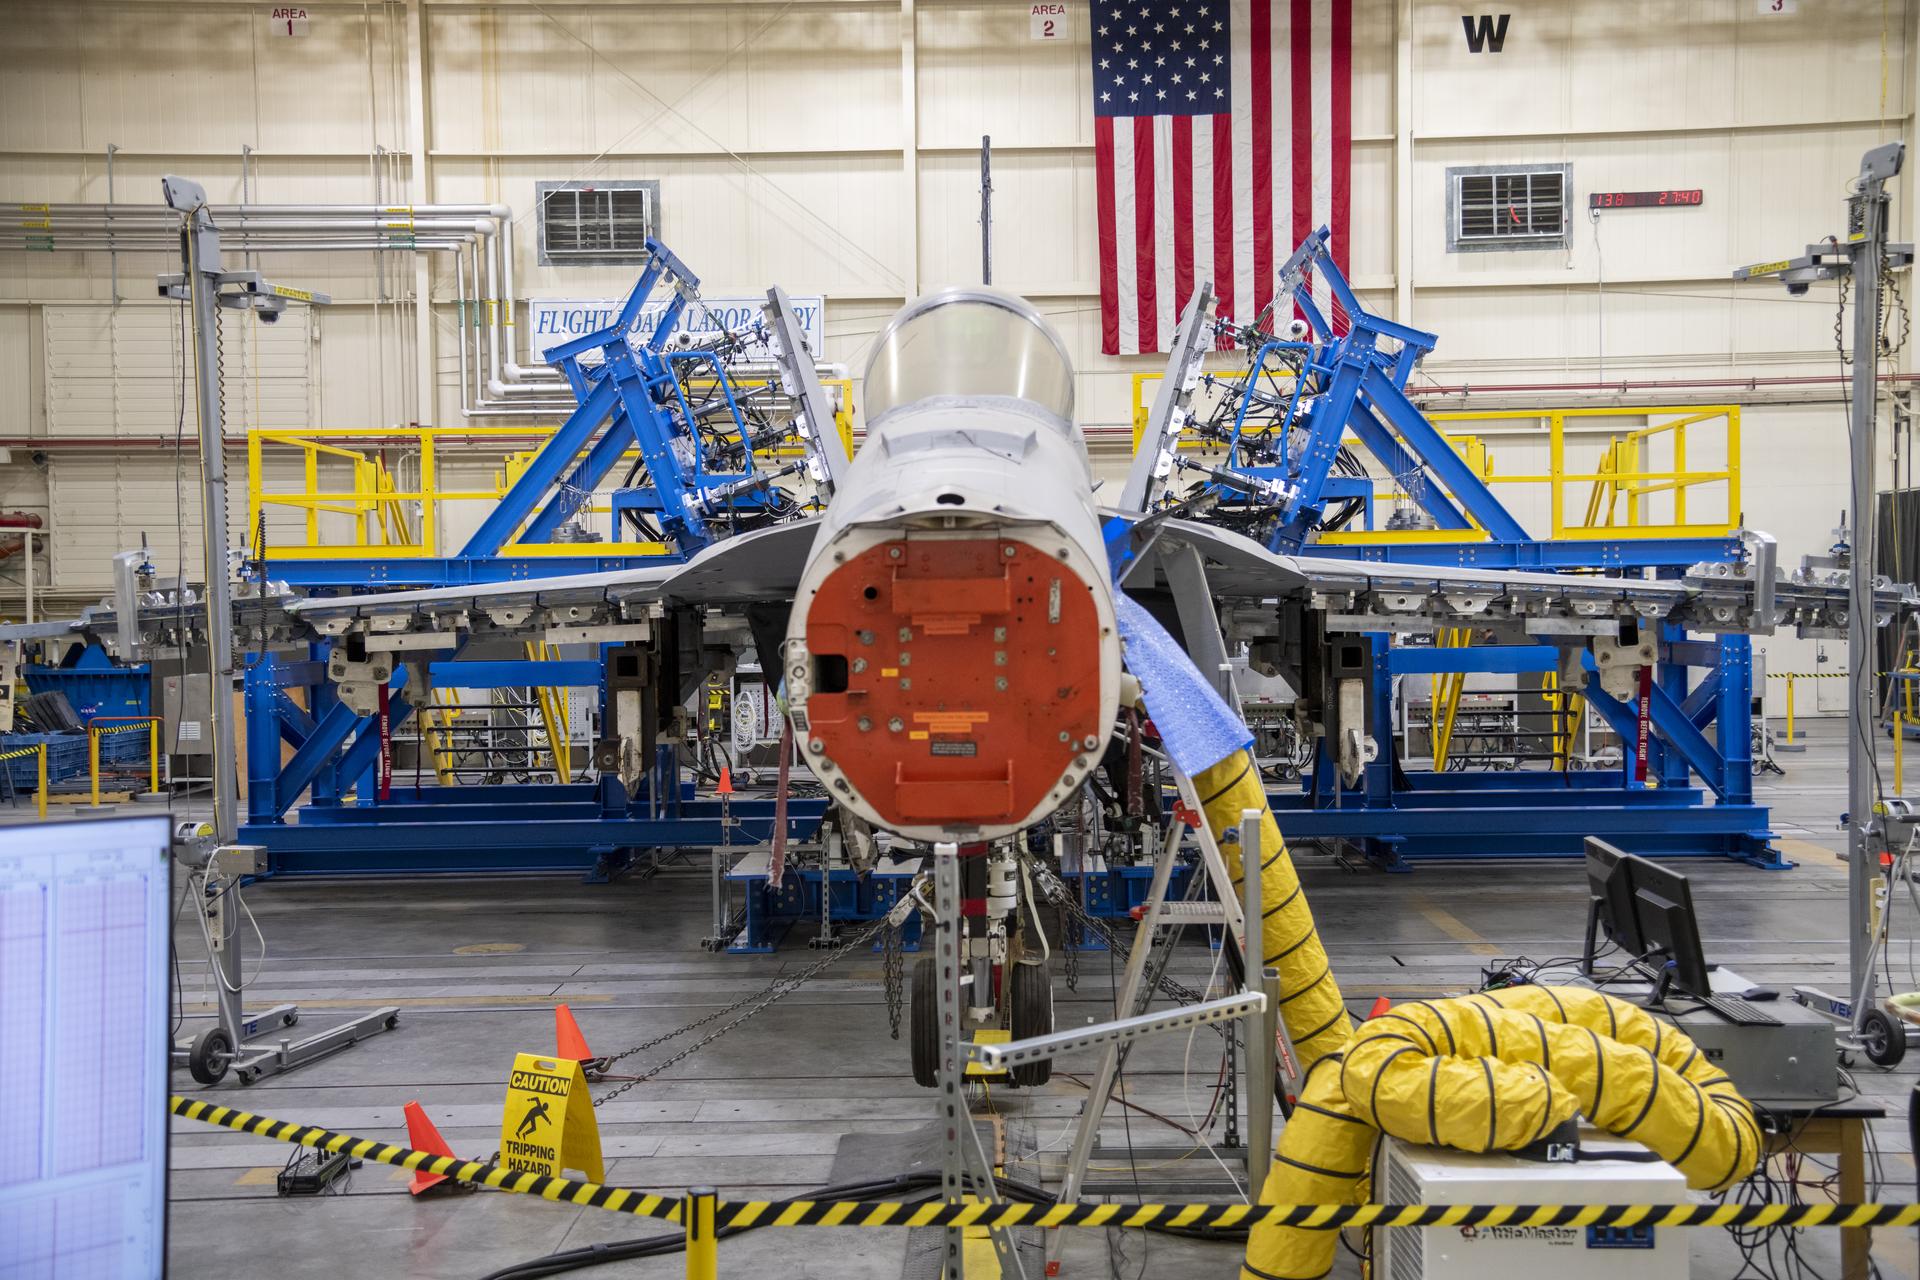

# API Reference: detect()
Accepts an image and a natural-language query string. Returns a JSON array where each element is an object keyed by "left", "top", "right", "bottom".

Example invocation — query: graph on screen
[{"left": 0, "top": 817, "right": 171, "bottom": 1280}]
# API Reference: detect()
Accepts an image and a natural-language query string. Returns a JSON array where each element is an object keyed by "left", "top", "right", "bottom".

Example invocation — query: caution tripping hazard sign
[{"left": 499, "top": 1052, "right": 603, "bottom": 1182}]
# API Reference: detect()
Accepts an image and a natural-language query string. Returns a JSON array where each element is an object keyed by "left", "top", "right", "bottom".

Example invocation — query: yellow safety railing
[
  {"left": 246, "top": 378, "right": 856, "bottom": 561},
  {"left": 1127, "top": 374, "right": 1741, "bottom": 544},
  {"left": 0, "top": 742, "right": 49, "bottom": 818},
  {"left": 86, "top": 716, "right": 161, "bottom": 806}
]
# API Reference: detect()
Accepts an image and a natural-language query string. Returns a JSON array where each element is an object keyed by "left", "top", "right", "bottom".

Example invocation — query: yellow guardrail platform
[
  {"left": 246, "top": 378, "right": 855, "bottom": 561},
  {"left": 1128, "top": 371, "right": 1741, "bottom": 545}
]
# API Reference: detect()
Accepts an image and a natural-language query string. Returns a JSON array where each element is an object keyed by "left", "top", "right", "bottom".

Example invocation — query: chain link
[
  {"left": 1025, "top": 853, "right": 1207, "bottom": 1008},
  {"left": 882, "top": 922, "right": 905, "bottom": 1040},
  {"left": 592, "top": 915, "right": 892, "bottom": 1109}
]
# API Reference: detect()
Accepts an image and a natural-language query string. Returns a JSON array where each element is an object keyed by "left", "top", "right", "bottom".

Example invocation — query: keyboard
[{"left": 1696, "top": 994, "right": 1783, "bottom": 1027}]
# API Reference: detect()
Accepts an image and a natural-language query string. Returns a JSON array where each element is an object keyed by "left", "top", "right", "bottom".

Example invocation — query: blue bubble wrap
[{"left": 1114, "top": 593, "right": 1253, "bottom": 778}]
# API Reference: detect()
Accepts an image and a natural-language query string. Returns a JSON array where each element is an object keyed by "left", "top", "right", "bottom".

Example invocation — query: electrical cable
[{"left": 473, "top": 1168, "right": 1249, "bottom": 1280}]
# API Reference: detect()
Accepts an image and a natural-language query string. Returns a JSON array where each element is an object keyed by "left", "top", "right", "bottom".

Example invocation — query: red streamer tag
[{"left": 1634, "top": 665, "right": 1653, "bottom": 784}]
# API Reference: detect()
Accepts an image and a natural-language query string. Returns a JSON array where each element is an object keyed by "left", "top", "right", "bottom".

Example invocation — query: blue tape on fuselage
[{"left": 1113, "top": 593, "right": 1253, "bottom": 778}]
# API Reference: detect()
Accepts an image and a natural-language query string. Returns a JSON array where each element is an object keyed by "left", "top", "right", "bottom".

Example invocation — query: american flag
[{"left": 1093, "top": 0, "right": 1352, "bottom": 355}]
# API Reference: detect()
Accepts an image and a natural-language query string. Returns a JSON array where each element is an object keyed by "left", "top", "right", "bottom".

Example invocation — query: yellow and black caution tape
[
  {"left": 171, "top": 1096, "right": 684, "bottom": 1223},
  {"left": 92, "top": 721, "right": 152, "bottom": 736},
  {"left": 0, "top": 744, "right": 42, "bottom": 763},
  {"left": 173, "top": 1097, "right": 1920, "bottom": 1232}
]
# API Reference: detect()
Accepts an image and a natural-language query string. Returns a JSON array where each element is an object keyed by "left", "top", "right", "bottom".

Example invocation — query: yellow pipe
[
  {"left": 88, "top": 729, "right": 99, "bottom": 807},
  {"left": 36, "top": 743, "right": 46, "bottom": 818},
  {"left": 683, "top": 1188, "right": 718, "bottom": 1280},
  {"left": 1897, "top": 713, "right": 1906, "bottom": 794},
  {"left": 149, "top": 717, "right": 160, "bottom": 794}
]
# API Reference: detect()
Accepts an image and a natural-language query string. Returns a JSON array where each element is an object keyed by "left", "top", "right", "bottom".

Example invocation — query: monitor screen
[
  {"left": 1627, "top": 856, "right": 1713, "bottom": 999},
  {"left": 1583, "top": 837, "right": 1645, "bottom": 957},
  {"left": 0, "top": 817, "right": 172, "bottom": 1279}
]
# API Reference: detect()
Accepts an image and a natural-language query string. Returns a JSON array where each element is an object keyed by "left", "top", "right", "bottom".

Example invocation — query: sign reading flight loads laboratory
[{"left": 525, "top": 294, "right": 827, "bottom": 366}]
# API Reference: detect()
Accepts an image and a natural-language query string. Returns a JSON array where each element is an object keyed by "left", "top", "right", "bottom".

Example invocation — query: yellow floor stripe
[
  {"left": 1411, "top": 895, "right": 1500, "bottom": 955},
  {"left": 182, "top": 993, "right": 614, "bottom": 1013}
]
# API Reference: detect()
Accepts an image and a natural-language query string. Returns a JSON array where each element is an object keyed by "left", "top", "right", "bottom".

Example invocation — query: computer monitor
[
  {"left": 1626, "top": 855, "right": 1714, "bottom": 1001},
  {"left": 1583, "top": 837, "right": 1645, "bottom": 960},
  {"left": 0, "top": 816, "right": 172, "bottom": 1279}
]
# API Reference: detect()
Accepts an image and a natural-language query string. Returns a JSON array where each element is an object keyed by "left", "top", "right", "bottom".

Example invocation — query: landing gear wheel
[
  {"left": 909, "top": 957, "right": 939, "bottom": 1088},
  {"left": 1861, "top": 1009, "right": 1907, "bottom": 1067},
  {"left": 187, "top": 1026, "right": 233, "bottom": 1086},
  {"left": 1009, "top": 960, "right": 1054, "bottom": 1088},
  {"left": 282, "top": 1012, "right": 298, "bottom": 1028}
]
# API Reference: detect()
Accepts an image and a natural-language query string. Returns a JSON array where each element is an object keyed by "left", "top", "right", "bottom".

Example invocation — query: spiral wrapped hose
[
  {"left": 1193, "top": 749, "right": 1353, "bottom": 1073},
  {"left": 1241, "top": 986, "right": 1763, "bottom": 1279}
]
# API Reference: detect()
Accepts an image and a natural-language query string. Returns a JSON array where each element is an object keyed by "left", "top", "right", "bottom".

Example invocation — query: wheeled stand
[{"left": 172, "top": 844, "right": 401, "bottom": 1087}]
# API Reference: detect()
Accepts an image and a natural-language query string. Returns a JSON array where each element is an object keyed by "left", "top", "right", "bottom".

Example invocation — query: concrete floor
[{"left": 16, "top": 717, "right": 1915, "bottom": 1278}]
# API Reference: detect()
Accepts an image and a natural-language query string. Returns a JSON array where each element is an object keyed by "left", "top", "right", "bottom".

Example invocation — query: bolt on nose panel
[{"left": 801, "top": 535, "right": 1106, "bottom": 834}]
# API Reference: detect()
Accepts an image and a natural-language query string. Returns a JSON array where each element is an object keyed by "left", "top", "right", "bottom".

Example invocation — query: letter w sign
[{"left": 1462, "top": 14, "right": 1510, "bottom": 53}]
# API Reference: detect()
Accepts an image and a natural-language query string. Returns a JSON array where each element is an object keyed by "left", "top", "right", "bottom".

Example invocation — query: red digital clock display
[{"left": 1589, "top": 189, "right": 1704, "bottom": 209}]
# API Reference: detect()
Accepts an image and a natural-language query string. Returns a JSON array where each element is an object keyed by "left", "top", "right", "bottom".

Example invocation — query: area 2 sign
[
  {"left": 1031, "top": 3, "right": 1067, "bottom": 40},
  {"left": 268, "top": 6, "right": 310, "bottom": 36}
]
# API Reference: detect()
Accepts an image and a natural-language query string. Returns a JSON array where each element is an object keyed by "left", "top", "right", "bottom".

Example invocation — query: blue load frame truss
[
  {"left": 275, "top": 238, "right": 787, "bottom": 589},
  {"left": 239, "top": 646, "right": 829, "bottom": 878},
  {"left": 1187, "top": 229, "right": 1781, "bottom": 867},
  {"left": 242, "top": 239, "right": 830, "bottom": 876}
]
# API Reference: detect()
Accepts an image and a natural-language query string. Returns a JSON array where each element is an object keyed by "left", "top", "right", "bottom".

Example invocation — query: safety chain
[
  {"left": 1026, "top": 854, "right": 1207, "bottom": 1008},
  {"left": 592, "top": 915, "right": 892, "bottom": 1109},
  {"left": 882, "top": 922, "right": 905, "bottom": 1041},
  {"left": 1061, "top": 907, "right": 1079, "bottom": 992}
]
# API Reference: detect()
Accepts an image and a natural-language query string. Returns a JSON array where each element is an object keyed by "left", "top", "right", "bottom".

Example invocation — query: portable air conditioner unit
[{"left": 1375, "top": 1135, "right": 1691, "bottom": 1280}]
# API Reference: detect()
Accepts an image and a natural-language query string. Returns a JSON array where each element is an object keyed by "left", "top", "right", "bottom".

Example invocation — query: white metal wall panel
[{"left": 43, "top": 305, "right": 310, "bottom": 438}]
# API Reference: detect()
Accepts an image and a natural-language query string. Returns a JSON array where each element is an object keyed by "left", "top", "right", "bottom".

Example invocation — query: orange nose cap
[{"left": 803, "top": 537, "right": 1105, "bottom": 830}]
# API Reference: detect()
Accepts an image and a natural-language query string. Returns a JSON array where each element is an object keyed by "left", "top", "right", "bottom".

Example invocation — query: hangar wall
[{"left": 0, "top": 0, "right": 1914, "bottom": 711}]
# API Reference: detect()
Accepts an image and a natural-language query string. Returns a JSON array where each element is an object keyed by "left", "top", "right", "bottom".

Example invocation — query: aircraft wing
[
  {"left": 289, "top": 519, "right": 821, "bottom": 631},
  {"left": 1121, "top": 516, "right": 1900, "bottom": 639}
]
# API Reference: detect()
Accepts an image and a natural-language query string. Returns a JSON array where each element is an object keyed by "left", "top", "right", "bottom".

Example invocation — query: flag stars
[
  {"left": 1127, "top": 57, "right": 1138, "bottom": 68},
  {"left": 1099, "top": 57, "right": 1111, "bottom": 69},
  {"left": 1157, "top": 88, "right": 1167, "bottom": 99},
  {"left": 1171, "top": 73, "right": 1182, "bottom": 83}
]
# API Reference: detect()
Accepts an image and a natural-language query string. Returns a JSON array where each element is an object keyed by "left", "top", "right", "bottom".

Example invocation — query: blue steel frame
[
  {"left": 239, "top": 646, "right": 828, "bottom": 877},
  {"left": 241, "top": 241, "right": 836, "bottom": 878},
  {"left": 1194, "top": 229, "right": 1781, "bottom": 867}
]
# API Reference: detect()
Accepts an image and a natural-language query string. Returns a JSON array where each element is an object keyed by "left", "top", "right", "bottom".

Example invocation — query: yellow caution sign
[{"left": 499, "top": 1052, "right": 603, "bottom": 1181}]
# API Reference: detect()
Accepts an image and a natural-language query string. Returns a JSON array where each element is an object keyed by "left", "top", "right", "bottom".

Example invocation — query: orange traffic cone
[
  {"left": 555, "top": 1003, "right": 595, "bottom": 1062},
  {"left": 1366, "top": 996, "right": 1392, "bottom": 1021},
  {"left": 403, "top": 1100, "right": 457, "bottom": 1196},
  {"left": 716, "top": 766, "right": 735, "bottom": 796}
]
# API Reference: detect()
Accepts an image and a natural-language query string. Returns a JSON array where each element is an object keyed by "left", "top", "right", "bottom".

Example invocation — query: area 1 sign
[
  {"left": 1031, "top": 3, "right": 1067, "bottom": 40},
  {"left": 268, "top": 6, "right": 310, "bottom": 36}
]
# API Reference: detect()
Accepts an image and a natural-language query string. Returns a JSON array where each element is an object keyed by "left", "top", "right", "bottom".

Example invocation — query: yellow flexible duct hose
[
  {"left": 1243, "top": 986, "right": 1763, "bottom": 1279},
  {"left": 1194, "top": 749, "right": 1354, "bottom": 1072}
]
